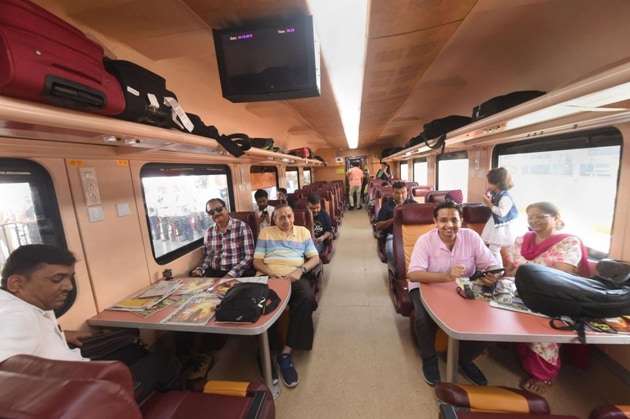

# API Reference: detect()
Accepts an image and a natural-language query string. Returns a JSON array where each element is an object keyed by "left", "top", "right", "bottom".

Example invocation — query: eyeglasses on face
[
  {"left": 527, "top": 214, "right": 552, "bottom": 222},
  {"left": 207, "top": 205, "right": 225, "bottom": 216}
]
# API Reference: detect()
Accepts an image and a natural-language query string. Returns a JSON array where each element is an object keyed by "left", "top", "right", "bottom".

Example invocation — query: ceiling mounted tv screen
[{"left": 213, "top": 15, "right": 321, "bottom": 103}]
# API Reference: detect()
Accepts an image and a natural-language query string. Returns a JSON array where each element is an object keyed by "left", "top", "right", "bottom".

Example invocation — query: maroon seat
[
  {"left": 425, "top": 189, "right": 463, "bottom": 204},
  {"left": 410, "top": 185, "right": 435, "bottom": 202},
  {"left": 0, "top": 354, "right": 275, "bottom": 419},
  {"left": 230, "top": 211, "right": 259, "bottom": 242},
  {"left": 461, "top": 203, "right": 491, "bottom": 236},
  {"left": 388, "top": 203, "right": 437, "bottom": 316},
  {"left": 292, "top": 208, "right": 324, "bottom": 304}
]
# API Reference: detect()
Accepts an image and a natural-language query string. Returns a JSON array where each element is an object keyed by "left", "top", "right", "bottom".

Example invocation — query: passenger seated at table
[
  {"left": 0, "top": 244, "right": 181, "bottom": 401},
  {"left": 253, "top": 204, "right": 320, "bottom": 389},
  {"left": 375, "top": 181, "right": 416, "bottom": 265},
  {"left": 408, "top": 201, "right": 500, "bottom": 387},
  {"left": 187, "top": 197, "right": 256, "bottom": 380},
  {"left": 505, "top": 201, "right": 590, "bottom": 395},
  {"left": 306, "top": 193, "right": 333, "bottom": 253},
  {"left": 191, "top": 198, "right": 255, "bottom": 279}
]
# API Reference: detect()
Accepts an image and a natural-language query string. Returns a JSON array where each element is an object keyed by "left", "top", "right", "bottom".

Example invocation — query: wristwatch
[{"left": 301, "top": 266, "right": 308, "bottom": 274}]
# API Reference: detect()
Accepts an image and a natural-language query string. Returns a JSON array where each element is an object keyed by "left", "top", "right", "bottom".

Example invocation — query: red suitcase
[
  {"left": 0, "top": 0, "right": 125, "bottom": 115},
  {"left": 287, "top": 147, "right": 314, "bottom": 159}
]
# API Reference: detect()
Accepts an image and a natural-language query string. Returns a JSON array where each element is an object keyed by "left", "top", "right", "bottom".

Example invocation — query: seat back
[
  {"left": 462, "top": 203, "right": 491, "bottom": 235},
  {"left": 230, "top": 211, "right": 259, "bottom": 242},
  {"left": 266, "top": 199, "right": 286, "bottom": 208},
  {"left": 410, "top": 185, "right": 435, "bottom": 203},
  {"left": 292, "top": 208, "right": 324, "bottom": 303},
  {"left": 389, "top": 203, "right": 437, "bottom": 315},
  {"left": 425, "top": 189, "right": 463, "bottom": 204}
]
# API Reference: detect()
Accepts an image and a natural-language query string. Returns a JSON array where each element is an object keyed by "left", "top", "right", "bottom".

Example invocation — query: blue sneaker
[
  {"left": 422, "top": 355, "right": 441, "bottom": 386},
  {"left": 459, "top": 361, "right": 488, "bottom": 386},
  {"left": 277, "top": 353, "right": 299, "bottom": 388}
]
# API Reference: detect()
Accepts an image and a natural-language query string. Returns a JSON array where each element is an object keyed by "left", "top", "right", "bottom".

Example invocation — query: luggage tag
[{"left": 164, "top": 97, "right": 194, "bottom": 132}]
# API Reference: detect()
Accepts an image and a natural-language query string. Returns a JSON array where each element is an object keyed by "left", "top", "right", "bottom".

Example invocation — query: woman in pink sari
[{"left": 505, "top": 202, "right": 589, "bottom": 395}]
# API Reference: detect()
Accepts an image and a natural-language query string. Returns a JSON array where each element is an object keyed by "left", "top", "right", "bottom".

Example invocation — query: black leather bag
[
  {"left": 472, "top": 90, "right": 546, "bottom": 121},
  {"left": 215, "top": 282, "right": 280, "bottom": 323},
  {"left": 515, "top": 263, "right": 630, "bottom": 342}
]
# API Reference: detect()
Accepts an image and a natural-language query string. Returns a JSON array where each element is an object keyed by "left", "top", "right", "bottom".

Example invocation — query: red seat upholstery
[
  {"left": 462, "top": 203, "right": 491, "bottom": 235},
  {"left": 435, "top": 382, "right": 577, "bottom": 419},
  {"left": 0, "top": 354, "right": 275, "bottom": 419},
  {"left": 589, "top": 405, "right": 630, "bottom": 419},
  {"left": 411, "top": 185, "right": 435, "bottom": 202},
  {"left": 388, "top": 203, "right": 437, "bottom": 316},
  {"left": 292, "top": 208, "right": 324, "bottom": 303},
  {"left": 425, "top": 189, "right": 463, "bottom": 204}
]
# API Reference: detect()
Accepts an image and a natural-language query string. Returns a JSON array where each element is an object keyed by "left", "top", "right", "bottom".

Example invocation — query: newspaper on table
[
  {"left": 173, "top": 277, "right": 217, "bottom": 295},
  {"left": 108, "top": 280, "right": 182, "bottom": 311},
  {"left": 161, "top": 294, "right": 222, "bottom": 325}
]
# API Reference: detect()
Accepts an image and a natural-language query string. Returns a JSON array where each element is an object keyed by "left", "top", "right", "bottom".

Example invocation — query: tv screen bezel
[{"left": 212, "top": 15, "right": 320, "bottom": 103}]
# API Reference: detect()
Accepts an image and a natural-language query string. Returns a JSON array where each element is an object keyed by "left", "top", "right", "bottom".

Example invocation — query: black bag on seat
[
  {"left": 78, "top": 328, "right": 143, "bottom": 360},
  {"left": 215, "top": 282, "right": 280, "bottom": 323},
  {"left": 472, "top": 90, "right": 546, "bottom": 121}
]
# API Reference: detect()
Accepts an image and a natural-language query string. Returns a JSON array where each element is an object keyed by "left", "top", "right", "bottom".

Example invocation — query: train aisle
[{"left": 207, "top": 208, "right": 627, "bottom": 418}]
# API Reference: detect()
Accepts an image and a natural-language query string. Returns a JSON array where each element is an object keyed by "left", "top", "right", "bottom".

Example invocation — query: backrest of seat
[
  {"left": 266, "top": 199, "right": 286, "bottom": 208},
  {"left": 230, "top": 211, "right": 259, "bottom": 241},
  {"left": 411, "top": 185, "right": 435, "bottom": 203},
  {"left": 0, "top": 355, "right": 142, "bottom": 419},
  {"left": 425, "top": 189, "right": 463, "bottom": 204},
  {"left": 462, "top": 203, "right": 491, "bottom": 235},
  {"left": 392, "top": 203, "right": 437, "bottom": 278},
  {"left": 292, "top": 208, "right": 315, "bottom": 240}
]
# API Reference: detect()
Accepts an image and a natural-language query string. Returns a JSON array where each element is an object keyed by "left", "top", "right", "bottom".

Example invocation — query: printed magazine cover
[
  {"left": 174, "top": 277, "right": 216, "bottom": 295},
  {"left": 161, "top": 295, "right": 221, "bottom": 325},
  {"left": 209, "top": 276, "right": 268, "bottom": 298}
]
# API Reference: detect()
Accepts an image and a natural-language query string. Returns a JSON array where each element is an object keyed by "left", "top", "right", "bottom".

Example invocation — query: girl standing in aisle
[{"left": 481, "top": 167, "right": 519, "bottom": 267}]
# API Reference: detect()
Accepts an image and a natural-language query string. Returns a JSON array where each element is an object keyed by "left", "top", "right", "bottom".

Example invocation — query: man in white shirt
[
  {"left": 0, "top": 244, "right": 86, "bottom": 363},
  {"left": 254, "top": 189, "right": 275, "bottom": 228},
  {"left": 0, "top": 244, "right": 180, "bottom": 400}
]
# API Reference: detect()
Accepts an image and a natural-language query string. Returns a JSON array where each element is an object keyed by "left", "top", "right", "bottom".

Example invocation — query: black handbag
[{"left": 215, "top": 282, "right": 280, "bottom": 323}]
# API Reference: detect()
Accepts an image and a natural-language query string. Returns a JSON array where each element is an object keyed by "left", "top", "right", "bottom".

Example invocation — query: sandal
[{"left": 520, "top": 377, "right": 554, "bottom": 395}]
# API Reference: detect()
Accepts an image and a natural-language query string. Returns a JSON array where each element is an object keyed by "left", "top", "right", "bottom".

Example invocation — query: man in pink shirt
[
  {"left": 346, "top": 161, "right": 365, "bottom": 210},
  {"left": 408, "top": 201, "right": 500, "bottom": 387}
]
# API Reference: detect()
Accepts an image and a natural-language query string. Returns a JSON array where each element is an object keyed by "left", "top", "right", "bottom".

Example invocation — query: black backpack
[
  {"left": 515, "top": 262, "right": 630, "bottom": 342},
  {"left": 215, "top": 282, "right": 280, "bottom": 323}
]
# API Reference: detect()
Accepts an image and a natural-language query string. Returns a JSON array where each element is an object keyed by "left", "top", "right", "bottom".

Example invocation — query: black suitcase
[
  {"left": 423, "top": 115, "right": 471, "bottom": 139},
  {"left": 472, "top": 90, "right": 546, "bottom": 121},
  {"left": 103, "top": 58, "right": 182, "bottom": 128}
]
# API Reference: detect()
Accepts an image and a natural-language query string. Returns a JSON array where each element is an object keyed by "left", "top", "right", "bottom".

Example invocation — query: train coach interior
[{"left": 1, "top": 0, "right": 630, "bottom": 418}]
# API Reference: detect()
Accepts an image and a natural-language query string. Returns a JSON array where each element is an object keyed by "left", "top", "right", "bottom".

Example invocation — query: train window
[
  {"left": 140, "top": 163, "right": 233, "bottom": 264},
  {"left": 399, "top": 162, "right": 409, "bottom": 181},
  {"left": 413, "top": 158, "right": 428, "bottom": 185},
  {"left": 303, "top": 168, "right": 312, "bottom": 185},
  {"left": 495, "top": 128, "right": 621, "bottom": 257},
  {"left": 250, "top": 165, "right": 279, "bottom": 204},
  {"left": 286, "top": 167, "right": 300, "bottom": 193},
  {"left": 0, "top": 159, "right": 67, "bottom": 271},
  {"left": 437, "top": 151, "right": 469, "bottom": 201}
]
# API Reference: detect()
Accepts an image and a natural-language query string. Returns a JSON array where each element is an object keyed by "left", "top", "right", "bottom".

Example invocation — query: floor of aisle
[{"left": 207, "top": 208, "right": 628, "bottom": 419}]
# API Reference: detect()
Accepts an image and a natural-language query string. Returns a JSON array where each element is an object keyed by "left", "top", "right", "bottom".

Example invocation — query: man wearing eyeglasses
[{"left": 191, "top": 198, "right": 255, "bottom": 278}]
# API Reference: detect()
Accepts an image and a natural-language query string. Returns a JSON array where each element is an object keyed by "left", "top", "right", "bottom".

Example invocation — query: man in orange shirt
[{"left": 346, "top": 161, "right": 365, "bottom": 210}]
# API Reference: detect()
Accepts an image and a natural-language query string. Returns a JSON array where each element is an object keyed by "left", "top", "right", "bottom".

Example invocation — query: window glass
[
  {"left": 413, "top": 158, "right": 428, "bottom": 185},
  {"left": 250, "top": 166, "right": 278, "bottom": 207},
  {"left": 286, "top": 167, "right": 300, "bottom": 193},
  {"left": 437, "top": 151, "right": 469, "bottom": 201},
  {"left": 140, "top": 163, "right": 232, "bottom": 263},
  {"left": 399, "top": 162, "right": 409, "bottom": 181},
  {"left": 495, "top": 128, "right": 621, "bottom": 257},
  {"left": 303, "top": 168, "right": 312, "bottom": 185},
  {"left": 0, "top": 159, "right": 67, "bottom": 271}
]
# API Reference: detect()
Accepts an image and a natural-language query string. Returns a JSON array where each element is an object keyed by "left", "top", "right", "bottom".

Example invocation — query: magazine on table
[
  {"left": 135, "top": 279, "right": 183, "bottom": 298},
  {"left": 173, "top": 277, "right": 217, "bottom": 295},
  {"left": 108, "top": 283, "right": 181, "bottom": 311},
  {"left": 583, "top": 315, "right": 630, "bottom": 334},
  {"left": 209, "top": 276, "right": 269, "bottom": 298},
  {"left": 131, "top": 297, "right": 177, "bottom": 318},
  {"left": 161, "top": 294, "right": 222, "bottom": 325}
]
